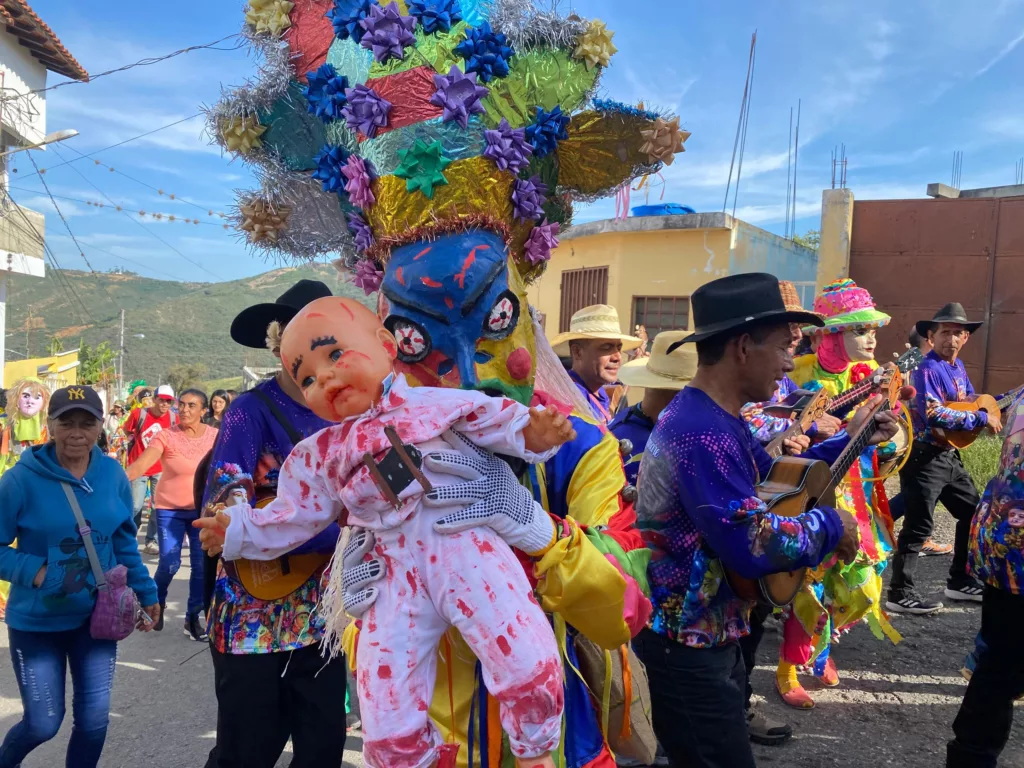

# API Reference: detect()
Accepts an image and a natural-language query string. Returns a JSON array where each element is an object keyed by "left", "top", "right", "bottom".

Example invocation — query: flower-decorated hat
[
  {"left": 210, "top": 0, "right": 690, "bottom": 286},
  {"left": 804, "top": 278, "right": 891, "bottom": 335}
]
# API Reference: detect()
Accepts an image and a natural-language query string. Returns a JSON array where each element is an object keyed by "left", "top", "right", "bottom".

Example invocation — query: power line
[
  {"left": 12, "top": 113, "right": 205, "bottom": 182},
  {"left": 3, "top": 34, "right": 243, "bottom": 99},
  {"left": 0, "top": 187, "right": 95, "bottom": 324},
  {"left": 26, "top": 152, "right": 102, "bottom": 276},
  {"left": 49, "top": 145, "right": 224, "bottom": 280}
]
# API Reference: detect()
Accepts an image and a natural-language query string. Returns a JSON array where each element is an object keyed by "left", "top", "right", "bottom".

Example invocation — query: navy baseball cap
[{"left": 49, "top": 386, "right": 104, "bottom": 421}]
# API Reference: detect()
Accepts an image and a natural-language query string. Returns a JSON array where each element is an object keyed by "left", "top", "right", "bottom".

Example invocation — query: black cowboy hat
[
  {"left": 915, "top": 302, "right": 984, "bottom": 337},
  {"left": 230, "top": 279, "right": 333, "bottom": 349},
  {"left": 670, "top": 272, "right": 824, "bottom": 348}
]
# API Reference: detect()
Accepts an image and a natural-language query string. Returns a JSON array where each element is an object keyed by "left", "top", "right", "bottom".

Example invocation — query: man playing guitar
[
  {"left": 887, "top": 303, "right": 1004, "bottom": 615},
  {"left": 634, "top": 273, "right": 897, "bottom": 768}
]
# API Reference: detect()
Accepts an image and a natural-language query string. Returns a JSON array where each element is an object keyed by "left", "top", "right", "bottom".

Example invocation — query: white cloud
[
  {"left": 973, "top": 27, "right": 1024, "bottom": 77},
  {"left": 15, "top": 194, "right": 93, "bottom": 219}
]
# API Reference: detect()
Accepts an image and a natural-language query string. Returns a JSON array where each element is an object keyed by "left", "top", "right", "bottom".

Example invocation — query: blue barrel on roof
[{"left": 631, "top": 203, "right": 696, "bottom": 217}]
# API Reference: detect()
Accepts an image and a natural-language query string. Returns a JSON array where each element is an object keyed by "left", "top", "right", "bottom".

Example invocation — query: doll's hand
[
  {"left": 341, "top": 527, "right": 385, "bottom": 618},
  {"left": 193, "top": 511, "right": 231, "bottom": 557},
  {"left": 422, "top": 431, "right": 557, "bottom": 556},
  {"left": 523, "top": 407, "right": 576, "bottom": 454}
]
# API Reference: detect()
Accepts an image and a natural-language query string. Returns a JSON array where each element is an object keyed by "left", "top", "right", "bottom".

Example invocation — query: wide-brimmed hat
[
  {"left": 674, "top": 273, "right": 824, "bottom": 346},
  {"left": 230, "top": 279, "right": 333, "bottom": 349},
  {"left": 550, "top": 305, "right": 643, "bottom": 357},
  {"left": 618, "top": 331, "right": 697, "bottom": 390},
  {"left": 803, "top": 278, "right": 890, "bottom": 335},
  {"left": 915, "top": 302, "right": 984, "bottom": 337}
]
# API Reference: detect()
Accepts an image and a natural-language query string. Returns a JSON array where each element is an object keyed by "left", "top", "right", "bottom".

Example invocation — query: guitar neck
[
  {"left": 766, "top": 423, "right": 801, "bottom": 459},
  {"left": 827, "top": 380, "right": 873, "bottom": 417},
  {"left": 997, "top": 385, "right": 1024, "bottom": 411},
  {"left": 827, "top": 416, "right": 878, "bottom": 491}
]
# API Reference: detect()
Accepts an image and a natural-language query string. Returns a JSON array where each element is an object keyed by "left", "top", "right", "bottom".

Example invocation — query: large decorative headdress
[{"left": 209, "top": 0, "right": 690, "bottom": 287}]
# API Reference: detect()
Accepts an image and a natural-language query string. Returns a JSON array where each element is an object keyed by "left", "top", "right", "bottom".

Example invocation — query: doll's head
[
  {"left": 1007, "top": 504, "right": 1024, "bottom": 529},
  {"left": 280, "top": 297, "right": 397, "bottom": 423},
  {"left": 6, "top": 378, "right": 48, "bottom": 422}
]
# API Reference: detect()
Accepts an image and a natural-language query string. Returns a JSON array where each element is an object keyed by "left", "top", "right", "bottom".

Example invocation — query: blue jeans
[
  {"left": 0, "top": 624, "right": 117, "bottom": 768},
  {"left": 130, "top": 474, "right": 160, "bottom": 545},
  {"left": 155, "top": 508, "right": 204, "bottom": 617}
]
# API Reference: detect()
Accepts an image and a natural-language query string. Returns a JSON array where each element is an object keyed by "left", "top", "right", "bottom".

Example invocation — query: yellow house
[
  {"left": 528, "top": 212, "right": 820, "bottom": 339},
  {"left": 4, "top": 349, "right": 80, "bottom": 391}
]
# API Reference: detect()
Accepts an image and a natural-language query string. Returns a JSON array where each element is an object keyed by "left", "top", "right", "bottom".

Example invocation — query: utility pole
[{"left": 118, "top": 307, "right": 124, "bottom": 397}]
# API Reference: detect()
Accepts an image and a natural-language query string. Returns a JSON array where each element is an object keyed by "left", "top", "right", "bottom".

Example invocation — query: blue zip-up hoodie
[{"left": 0, "top": 443, "right": 158, "bottom": 632}]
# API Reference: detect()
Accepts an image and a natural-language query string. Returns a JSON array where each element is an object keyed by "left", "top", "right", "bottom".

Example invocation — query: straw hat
[
  {"left": 550, "top": 305, "right": 643, "bottom": 357},
  {"left": 618, "top": 331, "right": 698, "bottom": 390}
]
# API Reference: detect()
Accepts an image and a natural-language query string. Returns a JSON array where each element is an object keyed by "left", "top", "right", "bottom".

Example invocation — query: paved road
[
  {"left": 1, "top": 514, "right": 1023, "bottom": 767},
  {"left": 0, "top": 539, "right": 365, "bottom": 768}
]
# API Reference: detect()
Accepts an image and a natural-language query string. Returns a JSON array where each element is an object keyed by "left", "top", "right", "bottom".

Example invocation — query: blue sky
[{"left": 11, "top": 0, "right": 1024, "bottom": 282}]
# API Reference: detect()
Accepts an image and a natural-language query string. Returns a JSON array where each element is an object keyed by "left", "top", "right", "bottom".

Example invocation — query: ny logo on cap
[{"left": 67, "top": 387, "right": 86, "bottom": 401}]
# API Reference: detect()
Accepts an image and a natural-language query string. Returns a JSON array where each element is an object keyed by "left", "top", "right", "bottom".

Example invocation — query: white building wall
[{"left": 0, "top": 32, "right": 48, "bottom": 147}]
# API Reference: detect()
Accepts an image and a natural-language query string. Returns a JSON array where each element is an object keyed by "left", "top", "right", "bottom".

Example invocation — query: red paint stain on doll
[
  {"left": 496, "top": 635, "right": 512, "bottom": 656},
  {"left": 398, "top": 533, "right": 406, "bottom": 548},
  {"left": 405, "top": 570, "right": 418, "bottom": 596},
  {"left": 470, "top": 532, "right": 495, "bottom": 555},
  {"left": 456, "top": 599, "right": 474, "bottom": 618},
  {"left": 299, "top": 481, "right": 310, "bottom": 500},
  {"left": 377, "top": 665, "right": 392, "bottom": 679}
]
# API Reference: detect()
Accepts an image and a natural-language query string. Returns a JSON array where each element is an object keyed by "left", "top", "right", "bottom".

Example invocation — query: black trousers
[
  {"left": 204, "top": 642, "right": 348, "bottom": 768},
  {"left": 633, "top": 628, "right": 755, "bottom": 768},
  {"left": 947, "top": 586, "right": 1024, "bottom": 767},
  {"left": 739, "top": 603, "right": 769, "bottom": 710},
  {"left": 889, "top": 443, "right": 978, "bottom": 598}
]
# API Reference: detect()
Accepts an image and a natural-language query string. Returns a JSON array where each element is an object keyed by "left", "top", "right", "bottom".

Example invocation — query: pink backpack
[{"left": 61, "top": 483, "right": 139, "bottom": 641}]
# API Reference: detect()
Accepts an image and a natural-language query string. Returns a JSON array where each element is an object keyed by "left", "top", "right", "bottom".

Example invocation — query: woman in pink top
[{"left": 128, "top": 389, "right": 217, "bottom": 641}]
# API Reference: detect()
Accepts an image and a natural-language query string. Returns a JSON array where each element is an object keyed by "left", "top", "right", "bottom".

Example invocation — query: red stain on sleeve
[
  {"left": 299, "top": 481, "right": 311, "bottom": 500},
  {"left": 496, "top": 635, "right": 512, "bottom": 656},
  {"left": 405, "top": 569, "right": 418, "bottom": 597},
  {"left": 377, "top": 664, "right": 392, "bottom": 679},
  {"left": 317, "top": 431, "right": 331, "bottom": 460},
  {"left": 456, "top": 599, "right": 474, "bottom": 618},
  {"left": 398, "top": 533, "right": 406, "bottom": 548}
]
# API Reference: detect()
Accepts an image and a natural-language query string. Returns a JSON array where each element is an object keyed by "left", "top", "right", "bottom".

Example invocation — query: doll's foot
[
  {"left": 516, "top": 754, "right": 556, "bottom": 768},
  {"left": 815, "top": 657, "right": 840, "bottom": 687},
  {"left": 776, "top": 662, "right": 815, "bottom": 709}
]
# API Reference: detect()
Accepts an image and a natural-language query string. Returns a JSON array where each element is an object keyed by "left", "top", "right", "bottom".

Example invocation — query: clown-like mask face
[
  {"left": 378, "top": 230, "right": 535, "bottom": 405},
  {"left": 18, "top": 389, "right": 45, "bottom": 418},
  {"left": 280, "top": 297, "right": 397, "bottom": 422},
  {"left": 1008, "top": 507, "right": 1024, "bottom": 528},
  {"left": 843, "top": 327, "right": 877, "bottom": 362},
  {"left": 226, "top": 487, "right": 249, "bottom": 507}
]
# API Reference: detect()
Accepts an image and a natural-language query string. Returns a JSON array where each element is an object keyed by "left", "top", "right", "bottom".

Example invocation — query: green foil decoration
[
  {"left": 481, "top": 49, "right": 597, "bottom": 129},
  {"left": 258, "top": 81, "right": 328, "bottom": 171},
  {"left": 368, "top": 21, "right": 470, "bottom": 79},
  {"left": 326, "top": 37, "right": 374, "bottom": 88}
]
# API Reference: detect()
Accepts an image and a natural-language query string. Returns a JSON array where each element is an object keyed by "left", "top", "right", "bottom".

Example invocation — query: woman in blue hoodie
[{"left": 0, "top": 386, "right": 159, "bottom": 768}]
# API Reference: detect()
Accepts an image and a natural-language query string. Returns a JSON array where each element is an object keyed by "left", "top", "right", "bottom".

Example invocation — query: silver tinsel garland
[{"left": 490, "top": 0, "right": 588, "bottom": 51}]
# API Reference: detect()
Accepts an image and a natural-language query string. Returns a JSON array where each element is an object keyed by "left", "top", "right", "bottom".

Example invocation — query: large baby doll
[{"left": 197, "top": 297, "right": 572, "bottom": 768}]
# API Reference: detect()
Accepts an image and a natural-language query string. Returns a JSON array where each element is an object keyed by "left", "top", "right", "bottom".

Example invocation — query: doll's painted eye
[
  {"left": 384, "top": 316, "right": 430, "bottom": 363},
  {"left": 330, "top": 349, "right": 343, "bottom": 362},
  {"left": 301, "top": 375, "right": 315, "bottom": 388},
  {"left": 483, "top": 291, "right": 519, "bottom": 339}
]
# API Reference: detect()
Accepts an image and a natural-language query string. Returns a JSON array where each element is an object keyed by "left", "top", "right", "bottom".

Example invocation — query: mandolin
[
  {"left": 727, "top": 366, "right": 910, "bottom": 607},
  {"left": 823, "top": 347, "right": 923, "bottom": 419},
  {"left": 931, "top": 385, "right": 1024, "bottom": 449},
  {"left": 763, "top": 389, "right": 830, "bottom": 460}
]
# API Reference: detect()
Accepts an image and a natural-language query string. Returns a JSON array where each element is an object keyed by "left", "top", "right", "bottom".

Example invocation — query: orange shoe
[
  {"left": 776, "top": 662, "right": 815, "bottom": 709},
  {"left": 816, "top": 657, "right": 840, "bottom": 687}
]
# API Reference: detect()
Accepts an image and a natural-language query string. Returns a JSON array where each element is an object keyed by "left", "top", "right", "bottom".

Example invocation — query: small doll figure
[
  {"left": 0, "top": 378, "right": 50, "bottom": 477},
  {"left": 197, "top": 297, "right": 573, "bottom": 768}
]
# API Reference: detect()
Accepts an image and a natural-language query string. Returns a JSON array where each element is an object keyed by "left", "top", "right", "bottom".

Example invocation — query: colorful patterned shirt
[
  {"left": 202, "top": 376, "right": 337, "bottom": 654},
  {"left": 635, "top": 387, "right": 847, "bottom": 648},
  {"left": 970, "top": 390, "right": 1024, "bottom": 594},
  {"left": 609, "top": 403, "right": 656, "bottom": 486},
  {"left": 910, "top": 351, "right": 987, "bottom": 448}
]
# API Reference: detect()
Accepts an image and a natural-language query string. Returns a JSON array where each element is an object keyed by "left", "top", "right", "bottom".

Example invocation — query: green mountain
[{"left": 4, "top": 262, "right": 374, "bottom": 388}]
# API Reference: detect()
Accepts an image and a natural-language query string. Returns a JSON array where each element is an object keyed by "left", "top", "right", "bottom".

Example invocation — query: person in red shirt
[{"left": 120, "top": 385, "right": 176, "bottom": 554}]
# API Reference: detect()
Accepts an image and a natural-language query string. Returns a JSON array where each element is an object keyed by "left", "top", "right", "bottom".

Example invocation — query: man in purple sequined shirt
[
  {"left": 634, "top": 273, "right": 897, "bottom": 768},
  {"left": 887, "top": 303, "right": 1004, "bottom": 615}
]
